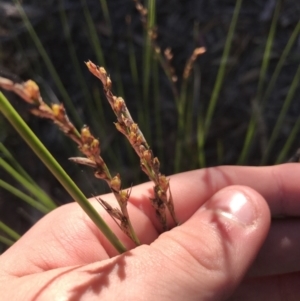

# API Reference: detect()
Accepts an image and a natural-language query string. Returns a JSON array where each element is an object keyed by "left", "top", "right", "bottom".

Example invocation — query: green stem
[
  {"left": 0, "top": 221, "right": 20, "bottom": 241},
  {"left": 0, "top": 235, "right": 15, "bottom": 247},
  {"left": 0, "top": 158, "right": 56, "bottom": 210},
  {"left": 0, "top": 92, "right": 127, "bottom": 253},
  {"left": 0, "top": 179, "right": 50, "bottom": 214}
]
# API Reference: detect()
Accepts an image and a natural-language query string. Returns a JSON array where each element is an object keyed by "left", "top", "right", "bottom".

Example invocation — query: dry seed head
[
  {"left": 114, "top": 97, "right": 125, "bottom": 112},
  {"left": 142, "top": 149, "right": 152, "bottom": 162},
  {"left": 129, "top": 131, "right": 137, "bottom": 144},
  {"left": 81, "top": 126, "right": 94, "bottom": 144},
  {"left": 154, "top": 46, "right": 161, "bottom": 54},
  {"left": 69, "top": 157, "right": 97, "bottom": 168},
  {"left": 85, "top": 61, "right": 97, "bottom": 78},
  {"left": 164, "top": 48, "right": 173, "bottom": 60},
  {"left": 130, "top": 123, "right": 138, "bottom": 131},
  {"left": 99, "top": 66, "right": 106, "bottom": 76},
  {"left": 114, "top": 122, "right": 126, "bottom": 135},
  {"left": 110, "top": 174, "right": 121, "bottom": 192},
  {"left": 119, "top": 190, "right": 129, "bottom": 203},
  {"left": 24, "top": 80, "right": 40, "bottom": 103},
  {"left": 51, "top": 103, "right": 66, "bottom": 121},
  {"left": 139, "top": 145, "right": 146, "bottom": 153},
  {"left": 159, "top": 175, "right": 169, "bottom": 191},
  {"left": 90, "top": 139, "right": 100, "bottom": 156},
  {"left": 122, "top": 116, "right": 133, "bottom": 128},
  {"left": 106, "top": 76, "right": 112, "bottom": 90},
  {"left": 152, "top": 157, "right": 160, "bottom": 172}
]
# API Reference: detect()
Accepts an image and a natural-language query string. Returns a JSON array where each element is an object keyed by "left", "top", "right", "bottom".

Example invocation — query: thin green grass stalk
[
  {"left": 0, "top": 221, "right": 20, "bottom": 241},
  {"left": 99, "top": 0, "right": 112, "bottom": 33},
  {"left": 237, "top": 0, "right": 281, "bottom": 164},
  {"left": 110, "top": 47, "right": 137, "bottom": 169},
  {"left": 58, "top": 1, "right": 100, "bottom": 131},
  {"left": 198, "top": 0, "right": 243, "bottom": 166},
  {"left": 0, "top": 235, "right": 14, "bottom": 247},
  {"left": 0, "top": 179, "right": 50, "bottom": 214},
  {"left": 197, "top": 114, "right": 206, "bottom": 167},
  {"left": 92, "top": 87, "right": 119, "bottom": 164},
  {"left": 174, "top": 78, "right": 189, "bottom": 172},
  {"left": 204, "top": 0, "right": 243, "bottom": 134},
  {"left": 127, "top": 19, "right": 144, "bottom": 126},
  {"left": 0, "top": 92, "right": 127, "bottom": 253},
  {"left": 184, "top": 88, "right": 196, "bottom": 169},
  {"left": 261, "top": 63, "right": 300, "bottom": 164},
  {"left": 112, "top": 48, "right": 125, "bottom": 97},
  {"left": 13, "top": 0, "right": 82, "bottom": 127},
  {"left": 0, "top": 143, "right": 55, "bottom": 205},
  {"left": 0, "top": 142, "right": 37, "bottom": 186},
  {"left": 81, "top": 0, "right": 106, "bottom": 67},
  {"left": 262, "top": 20, "right": 300, "bottom": 105},
  {"left": 152, "top": 57, "right": 164, "bottom": 164},
  {"left": 257, "top": 0, "right": 282, "bottom": 97},
  {"left": 0, "top": 158, "right": 56, "bottom": 210},
  {"left": 142, "top": 0, "right": 156, "bottom": 143},
  {"left": 190, "top": 59, "right": 202, "bottom": 149},
  {"left": 276, "top": 116, "right": 300, "bottom": 164}
]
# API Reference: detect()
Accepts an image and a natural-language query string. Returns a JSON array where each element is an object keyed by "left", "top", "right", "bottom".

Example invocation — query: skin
[{"left": 0, "top": 164, "right": 300, "bottom": 300}]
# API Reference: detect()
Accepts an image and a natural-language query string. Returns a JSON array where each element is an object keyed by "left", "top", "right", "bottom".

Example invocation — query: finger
[
  {"left": 229, "top": 272, "right": 300, "bottom": 301},
  {"left": 125, "top": 164, "right": 300, "bottom": 231},
  {"left": 248, "top": 218, "right": 300, "bottom": 277},
  {"left": 0, "top": 185, "right": 270, "bottom": 301}
]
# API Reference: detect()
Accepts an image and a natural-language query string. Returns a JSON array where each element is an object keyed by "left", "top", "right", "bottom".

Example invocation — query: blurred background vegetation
[{"left": 0, "top": 0, "right": 299, "bottom": 251}]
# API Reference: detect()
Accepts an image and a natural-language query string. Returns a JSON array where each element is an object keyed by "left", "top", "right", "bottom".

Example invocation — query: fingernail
[{"left": 207, "top": 189, "right": 257, "bottom": 225}]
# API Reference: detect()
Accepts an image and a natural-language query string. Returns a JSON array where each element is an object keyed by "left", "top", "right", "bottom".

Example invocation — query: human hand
[{"left": 0, "top": 164, "right": 299, "bottom": 300}]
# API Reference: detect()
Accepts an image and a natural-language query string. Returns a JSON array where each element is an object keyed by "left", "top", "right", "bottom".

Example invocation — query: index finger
[{"left": 129, "top": 163, "right": 300, "bottom": 230}]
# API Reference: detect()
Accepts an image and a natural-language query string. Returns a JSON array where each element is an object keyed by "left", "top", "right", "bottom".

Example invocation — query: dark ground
[{"left": 0, "top": 0, "right": 299, "bottom": 249}]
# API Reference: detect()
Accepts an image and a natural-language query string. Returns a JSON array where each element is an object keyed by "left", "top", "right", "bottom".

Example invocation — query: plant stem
[{"left": 0, "top": 92, "right": 127, "bottom": 253}]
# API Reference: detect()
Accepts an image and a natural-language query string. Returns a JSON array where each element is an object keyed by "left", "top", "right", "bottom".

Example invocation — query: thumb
[{"left": 139, "top": 185, "right": 271, "bottom": 301}]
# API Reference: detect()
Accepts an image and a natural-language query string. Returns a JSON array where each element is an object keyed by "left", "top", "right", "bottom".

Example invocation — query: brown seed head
[
  {"left": 136, "top": 135, "right": 143, "bottom": 146},
  {"left": 122, "top": 116, "right": 133, "bottom": 128},
  {"left": 106, "top": 76, "right": 112, "bottom": 90},
  {"left": 130, "top": 123, "right": 138, "bottom": 133},
  {"left": 129, "top": 131, "right": 138, "bottom": 145},
  {"left": 24, "top": 80, "right": 40, "bottom": 103},
  {"left": 119, "top": 190, "right": 129, "bottom": 203},
  {"left": 52, "top": 104, "right": 66, "bottom": 121},
  {"left": 152, "top": 157, "right": 160, "bottom": 172},
  {"left": 110, "top": 174, "right": 121, "bottom": 192},
  {"left": 90, "top": 139, "right": 100, "bottom": 156},
  {"left": 159, "top": 175, "right": 169, "bottom": 191},
  {"left": 143, "top": 149, "right": 152, "bottom": 162},
  {"left": 114, "top": 97, "right": 124, "bottom": 113},
  {"left": 81, "top": 126, "right": 94, "bottom": 144}
]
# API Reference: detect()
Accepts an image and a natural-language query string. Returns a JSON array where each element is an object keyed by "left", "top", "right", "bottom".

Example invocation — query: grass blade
[
  {"left": 13, "top": 0, "right": 82, "bottom": 127},
  {"left": 0, "top": 221, "right": 20, "bottom": 241},
  {"left": 0, "top": 157, "right": 57, "bottom": 210},
  {"left": 204, "top": 0, "right": 243, "bottom": 134},
  {"left": 237, "top": 0, "right": 281, "bottom": 164},
  {"left": 0, "top": 179, "right": 50, "bottom": 214},
  {"left": 261, "top": 63, "right": 300, "bottom": 164},
  {"left": 0, "top": 235, "right": 15, "bottom": 247}
]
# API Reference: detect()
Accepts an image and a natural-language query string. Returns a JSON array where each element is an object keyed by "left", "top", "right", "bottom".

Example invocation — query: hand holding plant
[{"left": 1, "top": 164, "right": 300, "bottom": 300}]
